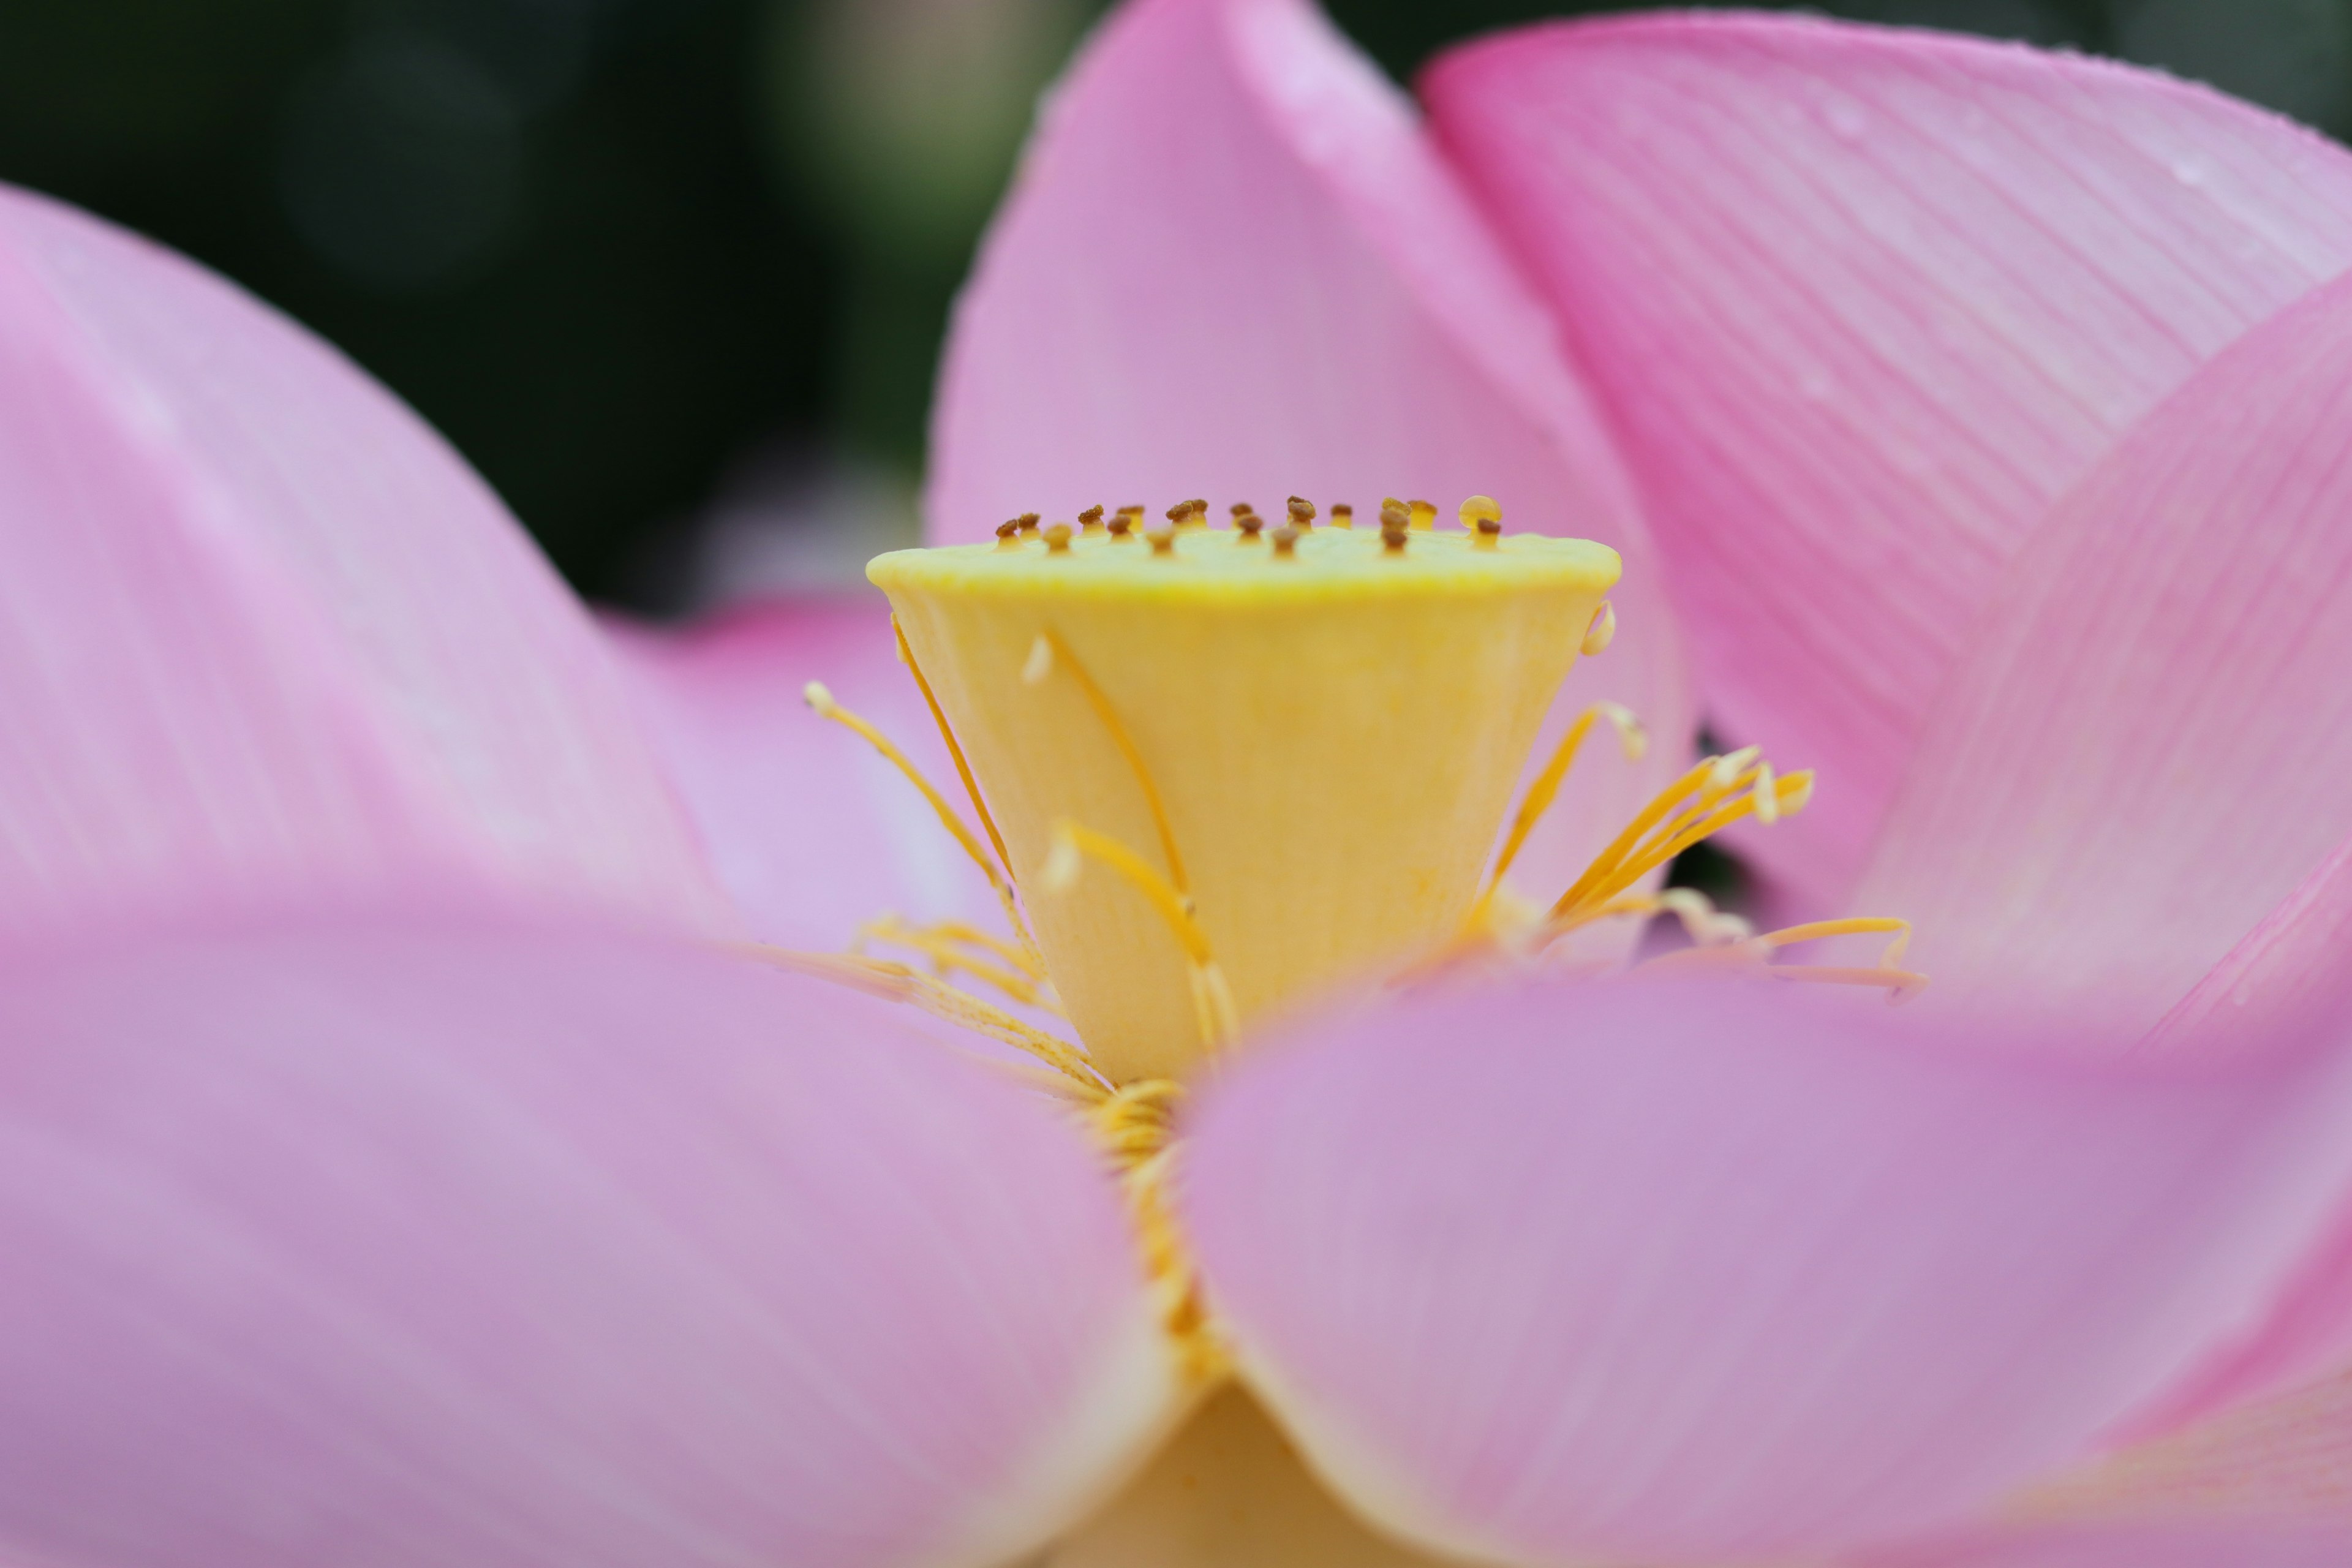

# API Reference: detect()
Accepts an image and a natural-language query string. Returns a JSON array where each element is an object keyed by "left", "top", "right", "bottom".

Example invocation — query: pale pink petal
[
  {"left": 0, "top": 184, "right": 723, "bottom": 934},
  {"left": 929, "top": 0, "right": 1693, "bottom": 910},
  {"left": 1855, "top": 268, "right": 2352, "bottom": 1036},
  {"left": 1865, "top": 1521, "right": 2352, "bottom": 1567},
  {"left": 2093, "top": 839, "right": 2352, "bottom": 1433},
  {"left": 602, "top": 598, "right": 1011, "bottom": 952},
  {"left": 1423, "top": 13, "right": 2352, "bottom": 910},
  {"left": 1180, "top": 975, "right": 2352, "bottom": 1566},
  {"left": 0, "top": 903, "right": 1176, "bottom": 1568}
]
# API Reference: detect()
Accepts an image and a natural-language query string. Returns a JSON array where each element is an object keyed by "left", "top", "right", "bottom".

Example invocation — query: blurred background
[{"left": 0, "top": 0, "right": 2339, "bottom": 614}]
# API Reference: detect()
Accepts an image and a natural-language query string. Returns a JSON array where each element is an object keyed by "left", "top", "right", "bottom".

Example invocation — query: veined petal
[
  {"left": 0, "top": 905, "right": 1178, "bottom": 1568},
  {"left": 1180, "top": 976, "right": 2352, "bottom": 1566},
  {"left": 0, "top": 184, "right": 723, "bottom": 934},
  {"left": 1856, "top": 269, "right": 2352, "bottom": 1035},
  {"left": 603, "top": 600, "right": 1008, "bottom": 952},
  {"left": 927, "top": 0, "right": 1693, "bottom": 911},
  {"left": 1423, "top": 13, "right": 2352, "bottom": 911}
]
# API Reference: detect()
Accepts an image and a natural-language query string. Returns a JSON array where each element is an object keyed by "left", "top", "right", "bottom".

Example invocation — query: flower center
[{"left": 869, "top": 499, "right": 1621, "bottom": 1083}]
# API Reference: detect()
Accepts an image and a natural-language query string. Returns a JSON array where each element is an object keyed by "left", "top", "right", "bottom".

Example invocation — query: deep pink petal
[
  {"left": 1181, "top": 976, "right": 2352, "bottom": 1566},
  {"left": 929, "top": 0, "right": 1694, "bottom": 910},
  {"left": 1424, "top": 13, "right": 2352, "bottom": 910},
  {"left": 0, "top": 184, "right": 722, "bottom": 934},
  {"left": 1855, "top": 268, "right": 2352, "bottom": 1035},
  {"left": 1865, "top": 1521, "right": 2352, "bottom": 1568},
  {"left": 603, "top": 598, "right": 1011, "bottom": 952},
  {"left": 0, "top": 904, "right": 1175, "bottom": 1568}
]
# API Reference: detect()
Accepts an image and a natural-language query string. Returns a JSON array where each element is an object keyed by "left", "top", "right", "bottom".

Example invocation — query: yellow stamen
[
  {"left": 893, "top": 617, "right": 1021, "bottom": 891},
  {"left": 854, "top": 914, "right": 1058, "bottom": 1011},
  {"left": 812, "top": 656, "right": 1040, "bottom": 968},
  {"left": 1476, "top": 701, "right": 1648, "bottom": 913},
  {"left": 1045, "top": 820, "right": 1237, "bottom": 1052},
  {"left": 735, "top": 944, "right": 1110, "bottom": 1094},
  {"left": 1028, "top": 630, "right": 1191, "bottom": 897},
  {"left": 1407, "top": 499, "right": 1437, "bottom": 531}
]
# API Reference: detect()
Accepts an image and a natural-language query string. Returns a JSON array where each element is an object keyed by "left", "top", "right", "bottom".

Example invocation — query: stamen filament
[
  {"left": 1476, "top": 701, "right": 1648, "bottom": 911},
  {"left": 1028, "top": 630, "right": 1191, "bottom": 896},
  {"left": 854, "top": 914, "right": 1060, "bottom": 1011},
  {"left": 804, "top": 679, "right": 1040, "bottom": 960},
  {"left": 1045, "top": 819, "right": 1238, "bottom": 1051},
  {"left": 734, "top": 944, "right": 1111, "bottom": 1094}
]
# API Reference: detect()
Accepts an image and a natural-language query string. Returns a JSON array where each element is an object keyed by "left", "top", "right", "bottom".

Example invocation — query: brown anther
[
  {"left": 1235, "top": 511, "right": 1265, "bottom": 541},
  {"left": 1119, "top": 504, "right": 1145, "bottom": 526},
  {"left": 1180, "top": 498, "right": 1210, "bottom": 529},
  {"left": 1017, "top": 511, "right": 1042, "bottom": 535},
  {"left": 1229, "top": 502, "right": 1254, "bottom": 519},
  {"left": 1044, "top": 523, "right": 1074, "bottom": 554},
  {"left": 1408, "top": 499, "right": 1437, "bottom": 531},
  {"left": 1148, "top": 524, "right": 1177, "bottom": 556},
  {"left": 1107, "top": 511, "right": 1134, "bottom": 539},
  {"left": 1379, "top": 499, "right": 1411, "bottom": 531},
  {"left": 1165, "top": 502, "right": 1188, "bottom": 524},
  {"left": 1381, "top": 513, "right": 1410, "bottom": 552},
  {"left": 1272, "top": 524, "right": 1299, "bottom": 557},
  {"left": 1079, "top": 505, "right": 1106, "bottom": 534},
  {"left": 1286, "top": 496, "right": 1316, "bottom": 529},
  {"left": 1474, "top": 516, "right": 1504, "bottom": 549},
  {"left": 1330, "top": 503, "right": 1354, "bottom": 529},
  {"left": 994, "top": 519, "right": 1022, "bottom": 549}
]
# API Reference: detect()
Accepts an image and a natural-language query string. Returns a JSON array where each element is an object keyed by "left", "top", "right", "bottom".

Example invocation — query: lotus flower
[{"left": 10, "top": 1, "right": 2352, "bottom": 1566}]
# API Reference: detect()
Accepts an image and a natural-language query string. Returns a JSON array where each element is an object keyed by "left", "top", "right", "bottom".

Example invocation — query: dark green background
[{"left": 0, "top": 0, "right": 2334, "bottom": 607}]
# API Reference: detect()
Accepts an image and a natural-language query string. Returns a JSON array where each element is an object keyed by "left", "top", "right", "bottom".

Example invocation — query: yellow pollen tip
[
  {"left": 1408, "top": 499, "right": 1438, "bottom": 531},
  {"left": 1148, "top": 524, "right": 1177, "bottom": 556},
  {"left": 802, "top": 679, "right": 835, "bottom": 713},
  {"left": 1329, "top": 503, "right": 1354, "bottom": 529},
  {"left": 1045, "top": 523, "right": 1074, "bottom": 553},
  {"left": 1079, "top": 505, "right": 1106, "bottom": 535},
  {"left": 1582, "top": 601, "right": 1617, "bottom": 655},
  {"left": 1458, "top": 494, "right": 1502, "bottom": 529},
  {"left": 1753, "top": 760, "right": 1779, "bottom": 824},
  {"left": 1272, "top": 524, "right": 1300, "bottom": 556}
]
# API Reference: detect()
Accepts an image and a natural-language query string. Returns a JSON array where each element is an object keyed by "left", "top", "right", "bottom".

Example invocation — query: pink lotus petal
[
  {"left": 929, "top": 0, "right": 1694, "bottom": 911},
  {"left": 0, "top": 903, "right": 1176, "bottom": 1568},
  {"left": 603, "top": 598, "right": 1011, "bottom": 952},
  {"left": 1866, "top": 1521, "right": 2352, "bottom": 1568},
  {"left": 2095, "top": 839, "right": 2352, "bottom": 1435},
  {"left": 1423, "top": 13, "right": 2352, "bottom": 911},
  {"left": 0, "top": 184, "right": 723, "bottom": 935},
  {"left": 1855, "top": 268, "right": 2352, "bottom": 1036},
  {"left": 1180, "top": 974, "right": 2352, "bottom": 1566}
]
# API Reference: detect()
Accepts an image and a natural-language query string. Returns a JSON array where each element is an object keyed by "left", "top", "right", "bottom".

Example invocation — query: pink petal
[
  {"left": 928, "top": 0, "right": 1694, "bottom": 909},
  {"left": 0, "top": 903, "right": 1176, "bottom": 1568},
  {"left": 1180, "top": 974, "right": 2352, "bottom": 1566},
  {"left": 2102, "top": 840, "right": 2352, "bottom": 1433},
  {"left": 1855, "top": 268, "right": 2352, "bottom": 1036},
  {"left": 1423, "top": 13, "right": 2352, "bottom": 911},
  {"left": 603, "top": 598, "right": 1010, "bottom": 951},
  {"left": 0, "top": 184, "right": 723, "bottom": 934},
  {"left": 1866, "top": 1521, "right": 2352, "bottom": 1567}
]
